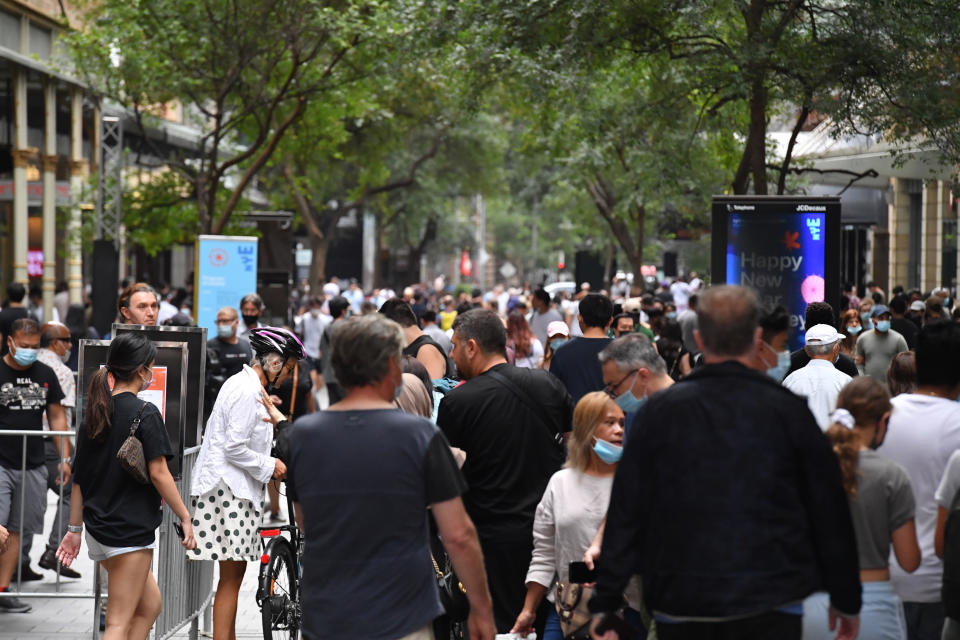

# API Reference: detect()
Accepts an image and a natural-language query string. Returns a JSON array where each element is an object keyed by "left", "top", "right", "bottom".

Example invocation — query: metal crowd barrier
[
  {"left": 155, "top": 445, "right": 215, "bottom": 640},
  {"left": 0, "top": 432, "right": 214, "bottom": 639}
]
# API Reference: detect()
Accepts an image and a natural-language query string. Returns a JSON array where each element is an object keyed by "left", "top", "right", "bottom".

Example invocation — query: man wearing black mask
[{"left": 238, "top": 292, "right": 265, "bottom": 337}]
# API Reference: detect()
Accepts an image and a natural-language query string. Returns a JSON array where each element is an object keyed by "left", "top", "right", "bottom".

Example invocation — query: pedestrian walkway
[{"left": 1, "top": 489, "right": 276, "bottom": 638}]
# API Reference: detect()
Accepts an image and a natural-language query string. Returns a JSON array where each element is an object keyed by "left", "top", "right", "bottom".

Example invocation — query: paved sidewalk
[{"left": 0, "top": 491, "right": 282, "bottom": 639}]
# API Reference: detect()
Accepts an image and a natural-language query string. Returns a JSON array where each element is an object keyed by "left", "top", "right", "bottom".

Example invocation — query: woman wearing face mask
[
  {"left": 802, "top": 376, "right": 920, "bottom": 640},
  {"left": 188, "top": 326, "right": 303, "bottom": 640},
  {"left": 510, "top": 391, "right": 645, "bottom": 640},
  {"left": 839, "top": 309, "right": 862, "bottom": 359},
  {"left": 541, "top": 321, "right": 570, "bottom": 372},
  {"left": 56, "top": 332, "right": 197, "bottom": 640}
]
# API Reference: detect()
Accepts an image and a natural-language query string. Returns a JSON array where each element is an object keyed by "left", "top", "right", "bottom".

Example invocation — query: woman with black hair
[
  {"left": 56, "top": 332, "right": 196, "bottom": 640},
  {"left": 63, "top": 303, "right": 99, "bottom": 371}
]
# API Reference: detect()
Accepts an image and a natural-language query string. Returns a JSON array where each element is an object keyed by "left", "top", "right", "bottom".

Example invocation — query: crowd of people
[{"left": 1, "top": 271, "right": 960, "bottom": 640}]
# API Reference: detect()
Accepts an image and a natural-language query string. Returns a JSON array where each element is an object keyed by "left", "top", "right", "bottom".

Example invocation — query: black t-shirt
[
  {"left": 437, "top": 363, "right": 573, "bottom": 540},
  {"left": 275, "top": 363, "right": 313, "bottom": 421},
  {"left": 891, "top": 317, "right": 919, "bottom": 350},
  {"left": 207, "top": 336, "right": 252, "bottom": 380},
  {"left": 72, "top": 392, "right": 174, "bottom": 547},
  {"left": 404, "top": 334, "right": 455, "bottom": 378},
  {"left": 0, "top": 358, "right": 65, "bottom": 469},
  {"left": 0, "top": 307, "right": 29, "bottom": 356},
  {"left": 287, "top": 409, "right": 466, "bottom": 640},
  {"left": 548, "top": 336, "right": 612, "bottom": 403},
  {"left": 785, "top": 349, "right": 859, "bottom": 379}
]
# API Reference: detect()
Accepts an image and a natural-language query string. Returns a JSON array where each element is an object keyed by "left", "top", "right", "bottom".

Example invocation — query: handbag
[
  {"left": 555, "top": 581, "right": 594, "bottom": 640},
  {"left": 432, "top": 552, "right": 469, "bottom": 622},
  {"left": 116, "top": 402, "right": 151, "bottom": 484}
]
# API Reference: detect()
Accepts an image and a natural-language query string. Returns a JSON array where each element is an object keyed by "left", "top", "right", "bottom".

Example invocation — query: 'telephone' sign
[{"left": 711, "top": 197, "right": 840, "bottom": 351}]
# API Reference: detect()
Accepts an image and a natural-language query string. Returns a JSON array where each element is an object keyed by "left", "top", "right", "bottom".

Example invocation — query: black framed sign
[
  {"left": 112, "top": 324, "right": 207, "bottom": 448},
  {"left": 711, "top": 196, "right": 841, "bottom": 351},
  {"left": 78, "top": 340, "right": 189, "bottom": 478}
]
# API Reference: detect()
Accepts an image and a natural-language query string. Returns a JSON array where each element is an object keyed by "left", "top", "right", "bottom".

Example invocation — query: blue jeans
[
  {"left": 904, "top": 601, "right": 945, "bottom": 640},
  {"left": 543, "top": 608, "right": 563, "bottom": 640}
]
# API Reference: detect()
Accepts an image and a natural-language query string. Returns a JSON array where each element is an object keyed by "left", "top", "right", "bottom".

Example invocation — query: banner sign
[
  {"left": 711, "top": 197, "right": 841, "bottom": 351},
  {"left": 195, "top": 235, "right": 259, "bottom": 336}
]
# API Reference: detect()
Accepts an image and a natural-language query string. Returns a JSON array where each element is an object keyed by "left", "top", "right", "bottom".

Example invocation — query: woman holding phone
[
  {"left": 510, "top": 391, "right": 644, "bottom": 639},
  {"left": 56, "top": 332, "right": 196, "bottom": 640}
]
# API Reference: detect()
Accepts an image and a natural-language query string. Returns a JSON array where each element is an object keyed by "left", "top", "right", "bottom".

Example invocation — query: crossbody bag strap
[
  {"left": 485, "top": 369, "right": 564, "bottom": 451},
  {"left": 130, "top": 401, "right": 148, "bottom": 437},
  {"left": 287, "top": 362, "right": 299, "bottom": 422}
]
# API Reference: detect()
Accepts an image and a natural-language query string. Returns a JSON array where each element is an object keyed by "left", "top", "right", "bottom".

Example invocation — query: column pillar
[
  {"left": 42, "top": 80, "right": 57, "bottom": 321},
  {"left": 12, "top": 68, "right": 28, "bottom": 285},
  {"left": 68, "top": 88, "right": 86, "bottom": 305}
]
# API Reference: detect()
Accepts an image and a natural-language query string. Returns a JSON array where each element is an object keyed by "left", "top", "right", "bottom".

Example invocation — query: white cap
[
  {"left": 805, "top": 323, "right": 841, "bottom": 345},
  {"left": 546, "top": 321, "right": 570, "bottom": 338},
  {"left": 910, "top": 300, "right": 925, "bottom": 312}
]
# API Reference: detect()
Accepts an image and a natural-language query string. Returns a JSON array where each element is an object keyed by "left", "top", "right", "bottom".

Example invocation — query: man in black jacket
[
  {"left": 589, "top": 285, "right": 860, "bottom": 640},
  {"left": 782, "top": 301, "right": 859, "bottom": 379}
]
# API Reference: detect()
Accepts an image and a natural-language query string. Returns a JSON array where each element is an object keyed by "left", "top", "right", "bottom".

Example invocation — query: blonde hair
[{"left": 566, "top": 391, "right": 616, "bottom": 471}]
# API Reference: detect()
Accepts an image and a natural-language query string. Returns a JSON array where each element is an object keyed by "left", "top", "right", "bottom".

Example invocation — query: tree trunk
[
  {"left": 309, "top": 231, "right": 329, "bottom": 289},
  {"left": 748, "top": 77, "right": 769, "bottom": 195}
]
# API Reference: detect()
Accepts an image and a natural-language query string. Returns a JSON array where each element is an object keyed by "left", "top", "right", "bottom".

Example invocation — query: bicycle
[{"left": 256, "top": 479, "right": 302, "bottom": 640}]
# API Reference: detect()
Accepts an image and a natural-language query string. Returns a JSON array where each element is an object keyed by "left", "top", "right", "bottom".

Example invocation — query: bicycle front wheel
[{"left": 260, "top": 538, "right": 299, "bottom": 640}]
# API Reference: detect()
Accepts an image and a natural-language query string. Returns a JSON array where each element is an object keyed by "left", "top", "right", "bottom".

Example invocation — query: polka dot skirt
[{"left": 187, "top": 479, "right": 261, "bottom": 562}]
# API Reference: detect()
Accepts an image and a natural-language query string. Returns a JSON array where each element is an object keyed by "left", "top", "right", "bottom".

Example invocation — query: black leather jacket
[{"left": 590, "top": 361, "right": 861, "bottom": 619}]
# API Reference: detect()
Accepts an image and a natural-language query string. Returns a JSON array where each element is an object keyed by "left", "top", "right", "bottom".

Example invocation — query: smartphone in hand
[
  {"left": 568, "top": 561, "right": 598, "bottom": 583},
  {"left": 173, "top": 522, "right": 184, "bottom": 540}
]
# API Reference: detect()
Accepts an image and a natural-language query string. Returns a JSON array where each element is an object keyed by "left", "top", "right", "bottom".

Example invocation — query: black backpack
[{"left": 942, "top": 486, "right": 960, "bottom": 619}]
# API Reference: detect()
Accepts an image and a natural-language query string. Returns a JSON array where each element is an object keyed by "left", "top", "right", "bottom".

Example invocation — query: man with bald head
[{"left": 21, "top": 322, "right": 80, "bottom": 579}]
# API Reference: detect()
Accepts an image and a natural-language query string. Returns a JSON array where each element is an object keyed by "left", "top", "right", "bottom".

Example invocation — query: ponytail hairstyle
[
  {"left": 86, "top": 333, "right": 157, "bottom": 442},
  {"left": 825, "top": 376, "right": 892, "bottom": 497}
]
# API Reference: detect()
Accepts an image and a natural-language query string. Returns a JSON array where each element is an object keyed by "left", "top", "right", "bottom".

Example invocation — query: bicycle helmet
[{"left": 248, "top": 326, "right": 305, "bottom": 361}]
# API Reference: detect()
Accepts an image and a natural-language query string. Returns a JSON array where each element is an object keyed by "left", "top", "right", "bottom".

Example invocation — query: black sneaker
[
  {"left": 39, "top": 548, "right": 81, "bottom": 579},
  {"left": 16, "top": 564, "right": 43, "bottom": 582},
  {"left": 0, "top": 595, "right": 32, "bottom": 613}
]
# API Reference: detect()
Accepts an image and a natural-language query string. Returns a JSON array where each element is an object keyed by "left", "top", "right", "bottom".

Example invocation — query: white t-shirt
[{"left": 879, "top": 394, "right": 960, "bottom": 602}]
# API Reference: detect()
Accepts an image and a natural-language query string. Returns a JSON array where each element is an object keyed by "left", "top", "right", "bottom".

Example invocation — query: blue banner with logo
[{"left": 195, "top": 235, "right": 259, "bottom": 335}]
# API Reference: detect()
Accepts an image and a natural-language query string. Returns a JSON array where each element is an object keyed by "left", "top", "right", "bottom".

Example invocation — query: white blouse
[{"left": 191, "top": 365, "right": 275, "bottom": 503}]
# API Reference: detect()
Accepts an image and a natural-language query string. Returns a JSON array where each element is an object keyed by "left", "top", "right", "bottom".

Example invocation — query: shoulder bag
[
  {"left": 432, "top": 551, "right": 469, "bottom": 621},
  {"left": 117, "top": 402, "right": 151, "bottom": 484},
  {"left": 485, "top": 368, "right": 565, "bottom": 453}
]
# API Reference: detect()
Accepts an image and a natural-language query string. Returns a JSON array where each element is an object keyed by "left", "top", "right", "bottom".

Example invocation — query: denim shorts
[
  {"left": 803, "top": 582, "right": 906, "bottom": 640},
  {"left": 85, "top": 531, "right": 156, "bottom": 562}
]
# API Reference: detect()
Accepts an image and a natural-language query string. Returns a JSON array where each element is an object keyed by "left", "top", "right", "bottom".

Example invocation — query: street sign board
[
  {"left": 711, "top": 196, "right": 841, "bottom": 352},
  {"left": 194, "top": 235, "right": 259, "bottom": 337}
]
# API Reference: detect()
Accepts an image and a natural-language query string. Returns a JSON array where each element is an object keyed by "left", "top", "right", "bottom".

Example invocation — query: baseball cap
[
  {"left": 910, "top": 300, "right": 925, "bottom": 312},
  {"left": 805, "top": 324, "right": 842, "bottom": 345},
  {"left": 546, "top": 321, "right": 570, "bottom": 338},
  {"left": 870, "top": 304, "right": 890, "bottom": 318}
]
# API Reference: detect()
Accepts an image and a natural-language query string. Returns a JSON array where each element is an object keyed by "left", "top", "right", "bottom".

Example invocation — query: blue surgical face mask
[
  {"left": 613, "top": 375, "right": 648, "bottom": 413},
  {"left": 860, "top": 315, "right": 873, "bottom": 331},
  {"left": 11, "top": 344, "right": 38, "bottom": 367},
  {"left": 847, "top": 324, "right": 862, "bottom": 336},
  {"left": 217, "top": 323, "right": 234, "bottom": 339},
  {"left": 875, "top": 319, "right": 891, "bottom": 333},
  {"left": 763, "top": 342, "right": 791, "bottom": 381},
  {"left": 665, "top": 311, "right": 677, "bottom": 320},
  {"left": 592, "top": 438, "right": 623, "bottom": 464},
  {"left": 549, "top": 338, "right": 568, "bottom": 350}
]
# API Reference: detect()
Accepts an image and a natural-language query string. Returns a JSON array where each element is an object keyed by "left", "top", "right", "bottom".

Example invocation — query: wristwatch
[{"left": 67, "top": 524, "right": 83, "bottom": 534}]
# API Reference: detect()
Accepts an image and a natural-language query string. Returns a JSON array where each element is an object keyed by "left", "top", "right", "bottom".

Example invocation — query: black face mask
[{"left": 242, "top": 314, "right": 259, "bottom": 327}]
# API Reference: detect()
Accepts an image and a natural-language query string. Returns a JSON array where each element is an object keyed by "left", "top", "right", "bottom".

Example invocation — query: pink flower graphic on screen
[{"left": 801, "top": 275, "right": 825, "bottom": 303}]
